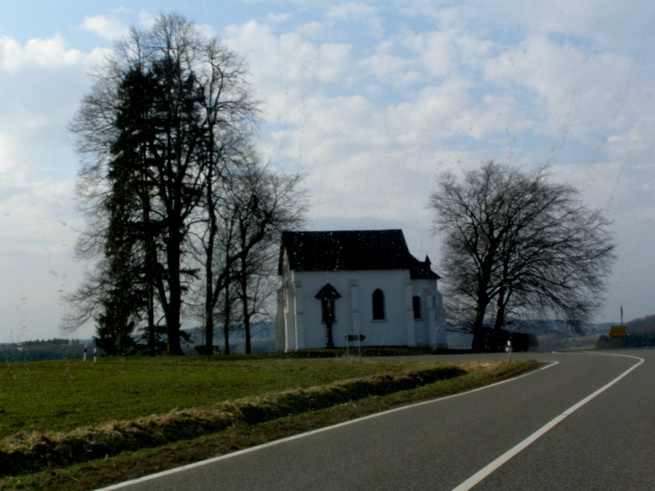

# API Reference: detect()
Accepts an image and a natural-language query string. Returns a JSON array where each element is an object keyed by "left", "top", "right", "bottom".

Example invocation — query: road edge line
[
  {"left": 452, "top": 353, "right": 645, "bottom": 491},
  {"left": 98, "top": 360, "right": 557, "bottom": 490}
]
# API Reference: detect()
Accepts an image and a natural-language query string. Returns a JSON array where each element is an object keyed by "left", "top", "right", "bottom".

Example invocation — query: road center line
[{"left": 452, "top": 352, "right": 645, "bottom": 491}]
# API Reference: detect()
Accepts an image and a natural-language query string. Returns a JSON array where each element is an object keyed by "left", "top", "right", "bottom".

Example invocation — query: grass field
[
  {"left": 1, "top": 356, "right": 452, "bottom": 438},
  {"left": 0, "top": 355, "right": 539, "bottom": 489}
]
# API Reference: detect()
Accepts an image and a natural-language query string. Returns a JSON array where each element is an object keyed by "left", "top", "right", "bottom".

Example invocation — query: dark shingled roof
[{"left": 279, "top": 229, "right": 440, "bottom": 280}]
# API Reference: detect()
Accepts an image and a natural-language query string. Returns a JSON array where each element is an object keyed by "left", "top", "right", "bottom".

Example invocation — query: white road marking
[
  {"left": 98, "top": 359, "right": 558, "bottom": 490},
  {"left": 452, "top": 352, "right": 645, "bottom": 491}
]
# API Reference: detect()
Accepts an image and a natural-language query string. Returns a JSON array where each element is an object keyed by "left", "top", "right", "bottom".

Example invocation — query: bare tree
[
  {"left": 68, "top": 14, "right": 258, "bottom": 355},
  {"left": 188, "top": 159, "right": 304, "bottom": 355},
  {"left": 193, "top": 142, "right": 254, "bottom": 353},
  {"left": 211, "top": 162, "right": 305, "bottom": 354},
  {"left": 430, "top": 161, "right": 615, "bottom": 351}
]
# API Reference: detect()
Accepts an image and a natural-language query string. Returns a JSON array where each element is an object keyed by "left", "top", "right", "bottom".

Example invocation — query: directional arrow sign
[
  {"left": 609, "top": 325, "right": 628, "bottom": 337},
  {"left": 345, "top": 334, "right": 366, "bottom": 342}
]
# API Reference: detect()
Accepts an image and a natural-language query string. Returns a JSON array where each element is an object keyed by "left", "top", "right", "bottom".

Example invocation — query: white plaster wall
[
  {"left": 275, "top": 288, "right": 286, "bottom": 350},
  {"left": 411, "top": 278, "right": 448, "bottom": 348},
  {"left": 291, "top": 269, "right": 411, "bottom": 349},
  {"left": 277, "top": 260, "right": 449, "bottom": 350}
]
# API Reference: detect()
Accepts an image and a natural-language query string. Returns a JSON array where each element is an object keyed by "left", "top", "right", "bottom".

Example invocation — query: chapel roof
[{"left": 279, "top": 229, "right": 440, "bottom": 280}]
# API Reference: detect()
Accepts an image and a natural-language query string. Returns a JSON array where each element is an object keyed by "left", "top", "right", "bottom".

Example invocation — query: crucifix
[{"left": 315, "top": 283, "right": 341, "bottom": 349}]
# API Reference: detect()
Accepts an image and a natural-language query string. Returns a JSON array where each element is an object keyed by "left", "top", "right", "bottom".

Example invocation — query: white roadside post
[
  {"left": 506, "top": 339, "right": 512, "bottom": 362},
  {"left": 83, "top": 344, "right": 87, "bottom": 362}
]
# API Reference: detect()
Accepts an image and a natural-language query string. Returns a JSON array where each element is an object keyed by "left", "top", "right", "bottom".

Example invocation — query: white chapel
[{"left": 276, "top": 229, "right": 448, "bottom": 351}]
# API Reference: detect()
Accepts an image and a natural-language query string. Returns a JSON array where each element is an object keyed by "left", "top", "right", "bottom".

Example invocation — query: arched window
[
  {"left": 413, "top": 296, "right": 422, "bottom": 319},
  {"left": 372, "top": 289, "right": 385, "bottom": 320}
]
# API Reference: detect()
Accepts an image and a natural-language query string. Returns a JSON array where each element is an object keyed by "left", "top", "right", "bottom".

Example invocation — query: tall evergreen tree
[
  {"left": 69, "top": 15, "right": 247, "bottom": 354},
  {"left": 67, "top": 14, "right": 304, "bottom": 355},
  {"left": 106, "top": 67, "right": 163, "bottom": 354}
]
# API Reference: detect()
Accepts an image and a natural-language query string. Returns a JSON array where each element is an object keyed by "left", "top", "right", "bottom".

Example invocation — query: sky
[{"left": 2, "top": 0, "right": 655, "bottom": 343}]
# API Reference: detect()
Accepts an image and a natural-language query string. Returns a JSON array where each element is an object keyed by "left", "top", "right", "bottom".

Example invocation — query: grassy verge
[
  {"left": 1, "top": 357, "right": 423, "bottom": 438},
  {"left": 0, "top": 358, "right": 539, "bottom": 490}
]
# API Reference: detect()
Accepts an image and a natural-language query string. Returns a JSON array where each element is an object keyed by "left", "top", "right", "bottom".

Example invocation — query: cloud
[
  {"left": 483, "top": 0, "right": 655, "bottom": 53},
  {"left": 81, "top": 14, "right": 129, "bottom": 41},
  {"left": 359, "top": 44, "right": 419, "bottom": 88},
  {"left": 479, "top": 31, "right": 655, "bottom": 153},
  {"left": 0, "top": 179, "right": 77, "bottom": 253},
  {"left": 0, "top": 177, "right": 86, "bottom": 342},
  {"left": 323, "top": 2, "right": 384, "bottom": 39},
  {"left": 0, "top": 35, "right": 103, "bottom": 180},
  {"left": 0, "top": 34, "right": 88, "bottom": 71},
  {"left": 326, "top": 2, "right": 378, "bottom": 20},
  {"left": 224, "top": 19, "right": 355, "bottom": 125},
  {"left": 402, "top": 30, "right": 460, "bottom": 79},
  {"left": 267, "top": 13, "right": 291, "bottom": 23},
  {"left": 606, "top": 122, "right": 655, "bottom": 163},
  {"left": 4, "top": 2, "right": 655, "bottom": 341},
  {"left": 137, "top": 11, "right": 158, "bottom": 29},
  {"left": 225, "top": 15, "right": 542, "bottom": 235},
  {"left": 226, "top": 5, "right": 655, "bottom": 212},
  {"left": 0, "top": 31, "right": 104, "bottom": 341}
]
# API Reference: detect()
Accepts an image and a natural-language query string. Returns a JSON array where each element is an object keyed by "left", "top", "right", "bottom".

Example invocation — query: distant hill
[
  {"left": 0, "top": 339, "right": 91, "bottom": 362},
  {"left": 496, "top": 319, "right": 599, "bottom": 336},
  {"left": 596, "top": 314, "right": 655, "bottom": 349},
  {"left": 182, "top": 321, "right": 276, "bottom": 354},
  {"left": 596, "top": 315, "right": 655, "bottom": 335},
  {"left": 626, "top": 315, "right": 655, "bottom": 333},
  {"left": 0, "top": 322, "right": 278, "bottom": 361}
]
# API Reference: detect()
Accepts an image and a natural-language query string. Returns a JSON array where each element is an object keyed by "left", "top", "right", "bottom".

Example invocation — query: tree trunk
[
  {"left": 165, "top": 221, "right": 184, "bottom": 356},
  {"left": 471, "top": 296, "right": 489, "bottom": 352},
  {"left": 204, "top": 198, "right": 216, "bottom": 351},
  {"left": 166, "top": 284, "right": 183, "bottom": 355},
  {"left": 204, "top": 281, "right": 214, "bottom": 351},
  {"left": 222, "top": 282, "right": 231, "bottom": 355},
  {"left": 147, "top": 280, "right": 156, "bottom": 356},
  {"left": 494, "top": 289, "right": 507, "bottom": 331},
  {"left": 240, "top": 254, "right": 252, "bottom": 355},
  {"left": 143, "top": 204, "right": 158, "bottom": 356}
]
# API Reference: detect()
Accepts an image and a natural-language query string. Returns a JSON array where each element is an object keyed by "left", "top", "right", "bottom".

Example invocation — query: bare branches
[
  {"left": 66, "top": 13, "right": 305, "bottom": 355},
  {"left": 197, "top": 156, "right": 306, "bottom": 353},
  {"left": 431, "top": 161, "right": 616, "bottom": 343}
]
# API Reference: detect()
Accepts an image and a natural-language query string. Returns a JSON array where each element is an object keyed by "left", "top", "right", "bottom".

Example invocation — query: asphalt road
[{"left": 104, "top": 349, "right": 654, "bottom": 490}]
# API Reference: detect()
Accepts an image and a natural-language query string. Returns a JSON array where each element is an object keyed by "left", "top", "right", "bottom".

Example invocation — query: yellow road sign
[{"left": 609, "top": 325, "right": 628, "bottom": 337}]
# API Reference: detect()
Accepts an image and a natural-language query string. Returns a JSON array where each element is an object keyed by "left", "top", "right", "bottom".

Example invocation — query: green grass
[
  {"left": 0, "top": 357, "right": 540, "bottom": 490},
  {"left": 0, "top": 356, "right": 446, "bottom": 438}
]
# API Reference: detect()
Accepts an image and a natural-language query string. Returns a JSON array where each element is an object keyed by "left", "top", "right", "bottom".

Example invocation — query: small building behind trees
[{"left": 276, "top": 230, "right": 448, "bottom": 351}]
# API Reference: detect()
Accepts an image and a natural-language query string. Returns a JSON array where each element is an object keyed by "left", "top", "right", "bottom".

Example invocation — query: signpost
[
  {"left": 609, "top": 325, "right": 628, "bottom": 337},
  {"left": 609, "top": 306, "right": 628, "bottom": 337}
]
